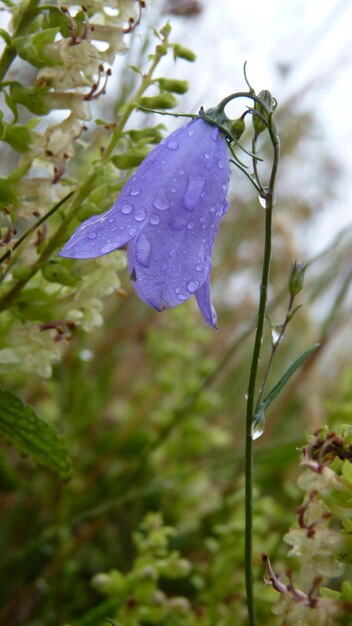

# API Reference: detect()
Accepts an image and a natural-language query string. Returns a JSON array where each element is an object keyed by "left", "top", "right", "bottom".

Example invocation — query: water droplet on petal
[
  {"left": 251, "top": 409, "right": 266, "bottom": 440},
  {"left": 108, "top": 217, "right": 115, "bottom": 223},
  {"left": 149, "top": 214, "right": 160, "bottom": 225},
  {"left": 100, "top": 242, "right": 116, "bottom": 254},
  {"left": 161, "top": 263, "right": 169, "bottom": 272},
  {"left": 87, "top": 231, "right": 97, "bottom": 240},
  {"left": 175, "top": 287, "right": 180, "bottom": 294},
  {"left": 187, "top": 219, "right": 194, "bottom": 230},
  {"left": 187, "top": 279, "right": 199, "bottom": 293},
  {"left": 195, "top": 263, "right": 203, "bottom": 272},
  {"left": 167, "top": 140, "right": 178, "bottom": 150},
  {"left": 184, "top": 173, "right": 206, "bottom": 211},
  {"left": 121, "top": 203, "right": 133, "bottom": 214},
  {"left": 210, "top": 204, "right": 217, "bottom": 213},
  {"left": 188, "top": 129, "right": 194, "bottom": 137},
  {"left": 171, "top": 187, "right": 177, "bottom": 193},
  {"left": 153, "top": 188, "right": 170, "bottom": 211},
  {"left": 204, "top": 152, "right": 211, "bottom": 159},
  {"left": 211, "top": 127, "right": 219, "bottom": 141},
  {"left": 128, "top": 227, "right": 136, "bottom": 236},
  {"left": 135, "top": 233, "right": 151, "bottom": 268},
  {"left": 179, "top": 168, "right": 185, "bottom": 175},
  {"left": 218, "top": 159, "right": 225, "bottom": 169},
  {"left": 130, "top": 186, "right": 141, "bottom": 196},
  {"left": 134, "top": 208, "right": 146, "bottom": 222},
  {"left": 177, "top": 292, "right": 188, "bottom": 301}
]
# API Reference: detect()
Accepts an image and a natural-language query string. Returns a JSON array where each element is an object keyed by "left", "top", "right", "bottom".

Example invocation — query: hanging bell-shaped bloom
[{"left": 59, "top": 117, "right": 230, "bottom": 328}]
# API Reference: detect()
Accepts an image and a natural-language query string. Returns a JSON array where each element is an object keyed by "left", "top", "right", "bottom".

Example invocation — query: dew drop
[
  {"left": 210, "top": 204, "right": 217, "bottom": 213},
  {"left": 108, "top": 217, "right": 115, "bottom": 223},
  {"left": 187, "top": 129, "right": 194, "bottom": 137},
  {"left": 149, "top": 214, "right": 160, "bottom": 225},
  {"left": 121, "top": 203, "right": 133, "bottom": 215},
  {"left": 167, "top": 140, "right": 178, "bottom": 150},
  {"left": 169, "top": 248, "right": 176, "bottom": 258},
  {"left": 179, "top": 168, "right": 185, "bottom": 175},
  {"left": 195, "top": 263, "right": 203, "bottom": 272},
  {"left": 187, "top": 219, "right": 194, "bottom": 230},
  {"left": 128, "top": 227, "right": 136, "bottom": 236},
  {"left": 174, "top": 287, "right": 180, "bottom": 294},
  {"left": 177, "top": 292, "right": 188, "bottom": 301},
  {"left": 171, "top": 187, "right": 177, "bottom": 193},
  {"left": 100, "top": 242, "right": 116, "bottom": 254},
  {"left": 271, "top": 325, "right": 281, "bottom": 345},
  {"left": 211, "top": 127, "right": 219, "bottom": 141},
  {"left": 251, "top": 410, "right": 266, "bottom": 441},
  {"left": 87, "top": 231, "right": 97, "bottom": 240},
  {"left": 258, "top": 195, "right": 266, "bottom": 208},
  {"left": 153, "top": 188, "right": 170, "bottom": 211},
  {"left": 161, "top": 263, "right": 169, "bottom": 272},
  {"left": 135, "top": 233, "right": 151, "bottom": 267},
  {"left": 184, "top": 173, "right": 206, "bottom": 211},
  {"left": 204, "top": 152, "right": 211, "bottom": 159},
  {"left": 217, "top": 159, "right": 225, "bottom": 169},
  {"left": 186, "top": 279, "right": 199, "bottom": 293},
  {"left": 134, "top": 208, "right": 146, "bottom": 222},
  {"left": 130, "top": 186, "right": 141, "bottom": 196}
]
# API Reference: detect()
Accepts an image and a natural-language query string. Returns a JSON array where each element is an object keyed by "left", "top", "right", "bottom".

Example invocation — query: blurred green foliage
[{"left": 0, "top": 2, "right": 351, "bottom": 625}]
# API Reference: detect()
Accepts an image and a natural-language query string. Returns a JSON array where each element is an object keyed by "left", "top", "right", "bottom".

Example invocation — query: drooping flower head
[{"left": 59, "top": 117, "right": 230, "bottom": 328}]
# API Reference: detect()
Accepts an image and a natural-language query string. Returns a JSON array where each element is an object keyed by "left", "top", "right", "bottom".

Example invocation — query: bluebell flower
[{"left": 59, "top": 117, "right": 230, "bottom": 328}]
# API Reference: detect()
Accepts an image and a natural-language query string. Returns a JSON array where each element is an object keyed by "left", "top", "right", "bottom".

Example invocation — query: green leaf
[
  {"left": 342, "top": 459, "right": 352, "bottom": 486},
  {"left": 0, "top": 389, "right": 72, "bottom": 480},
  {"left": 260, "top": 343, "right": 320, "bottom": 412}
]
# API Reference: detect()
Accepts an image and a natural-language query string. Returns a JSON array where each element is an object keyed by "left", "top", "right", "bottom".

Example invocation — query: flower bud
[
  {"left": 157, "top": 78, "right": 189, "bottom": 94},
  {"left": 173, "top": 44, "right": 196, "bottom": 62},
  {"left": 230, "top": 117, "right": 245, "bottom": 140},
  {"left": 140, "top": 94, "right": 177, "bottom": 110},
  {"left": 288, "top": 261, "right": 306, "bottom": 296},
  {"left": 252, "top": 89, "right": 273, "bottom": 135}
]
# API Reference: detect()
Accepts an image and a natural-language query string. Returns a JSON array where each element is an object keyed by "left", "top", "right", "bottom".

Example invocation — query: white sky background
[{"left": 142, "top": 0, "right": 352, "bottom": 254}]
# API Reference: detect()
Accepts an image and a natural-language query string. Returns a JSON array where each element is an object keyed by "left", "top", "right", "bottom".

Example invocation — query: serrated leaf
[
  {"left": 260, "top": 343, "right": 320, "bottom": 412},
  {"left": 0, "top": 389, "right": 72, "bottom": 480}
]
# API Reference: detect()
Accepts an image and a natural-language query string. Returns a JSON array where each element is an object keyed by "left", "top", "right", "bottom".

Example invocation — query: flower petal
[
  {"left": 195, "top": 272, "right": 218, "bottom": 329},
  {"left": 127, "top": 118, "right": 230, "bottom": 311}
]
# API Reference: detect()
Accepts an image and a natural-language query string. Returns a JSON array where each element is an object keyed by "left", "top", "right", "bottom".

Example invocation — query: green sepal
[
  {"left": 14, "top": 28, "right": 60, "bottom": 68},
  {"left": 127, "top": 125, "right": 165, "bottom": 144},
  {"left": 41, "top": 259, "right": 80, "bottom": 287},
  {"left": 2, "top": 123, "right": 32, "bottom": 152},
  {"left": 140, "top": 94, "right": 177, "bottom": 110},
  {"left": 0, "top": 29, "right": 11, "bottom": 46},
  {"left": 0, "top": 389, "right": 72, "bottom": 480},
  {"left": 0, "top": 177, "right": 18, "bottom": 207},
  {"left": 260, "top": 344, "right": 320, "bottom": 412},
  {"left": 112, "top": 148, "right": 149, "bottom": 170},
  {"left": 42, "top": 6, "right": 72, "bottom": 36},
  {"left": 173, "top": 44, "right": 196, "bottom": 62},
  {"left": 157, "top": 78, "right": 189, "bottom": 94},
  {"left": 9, "top": 82, "right": 50, "bottom": 115}
]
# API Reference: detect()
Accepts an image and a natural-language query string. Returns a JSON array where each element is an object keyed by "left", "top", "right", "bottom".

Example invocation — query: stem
[
  {"left": 244, "top": 114, "right": 280, "bottom": 626},
  {"left": 255, "top": 293, "right": 295, "bottom": 412},
  {"left": 0, "top": 0, "right": 40, "bottom": 82}
]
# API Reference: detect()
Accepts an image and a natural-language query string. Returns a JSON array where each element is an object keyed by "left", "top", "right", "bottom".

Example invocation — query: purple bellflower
[{"left": 59, "top": 117, "right": 230, "bottom": 328}]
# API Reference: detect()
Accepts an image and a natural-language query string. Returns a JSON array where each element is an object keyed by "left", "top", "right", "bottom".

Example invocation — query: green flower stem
[
  {"left": 0, "top": 40, "right": 168, "bottom": 313},
  {"left": 0, "top": 0, "right": 40, "bottom": 82},
  {"left": 244, "top": 113, "right": 279, "bottom": 626}
]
